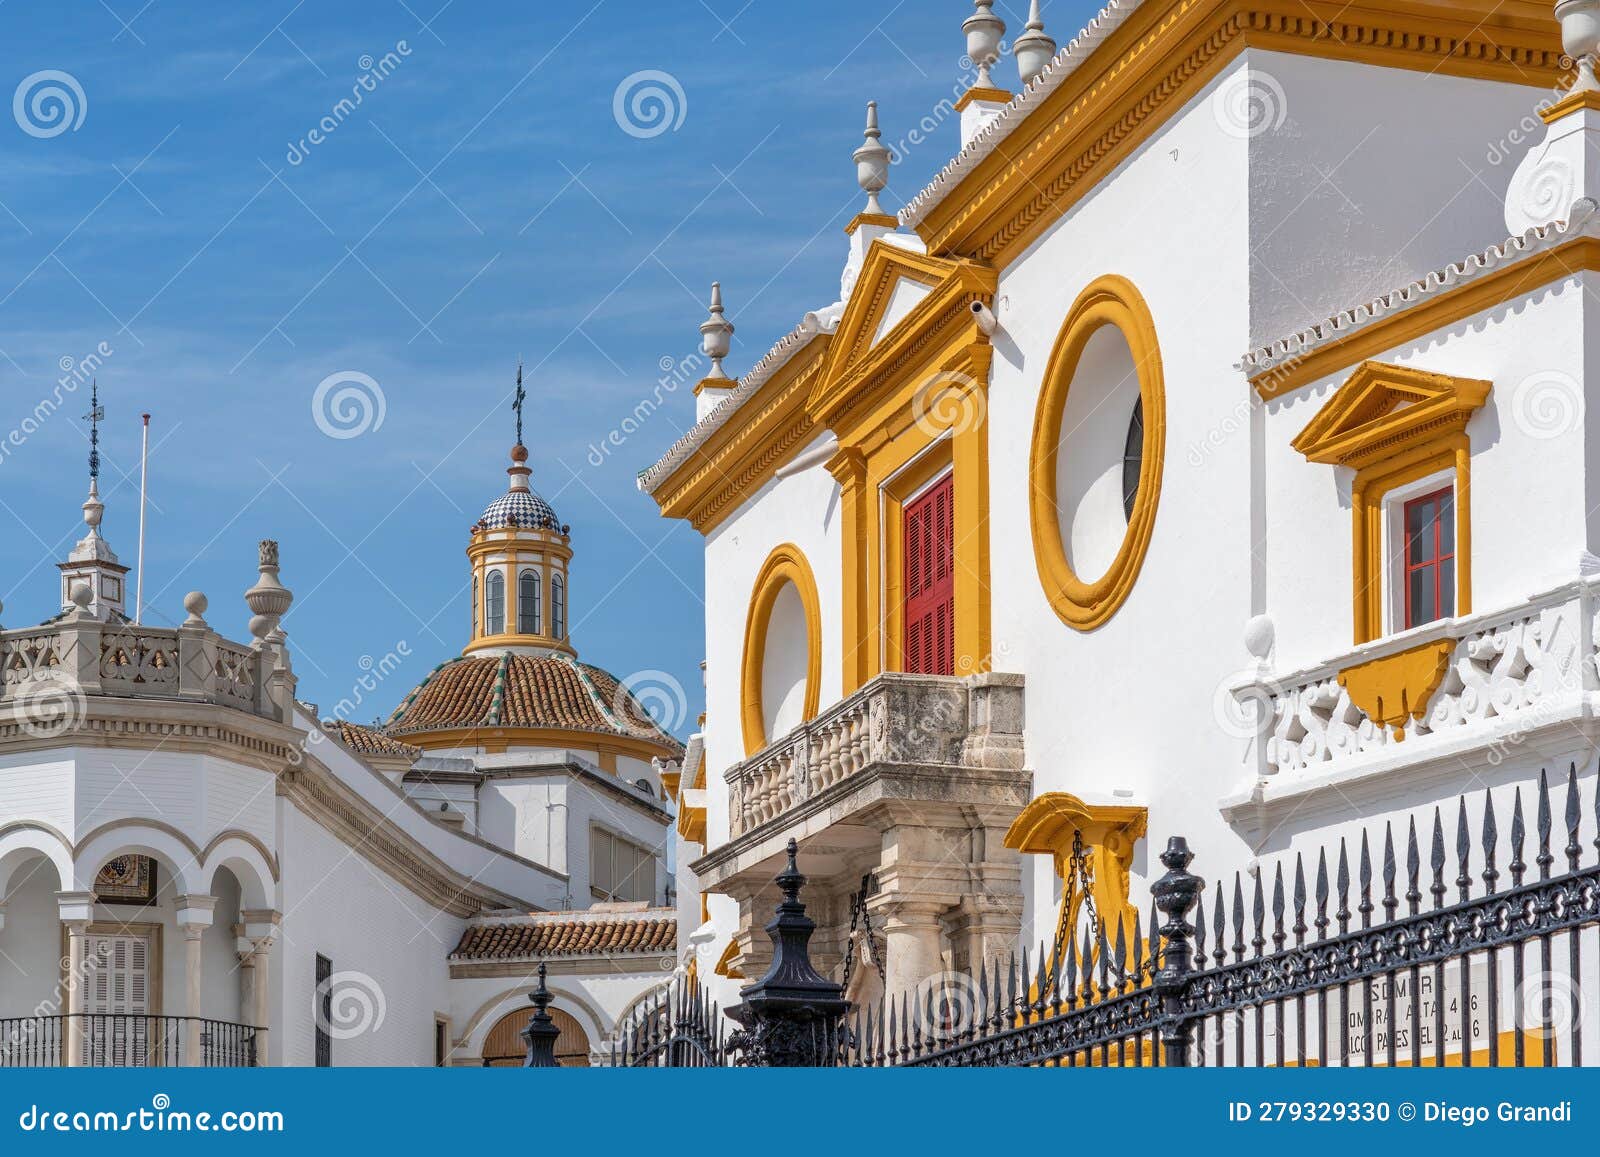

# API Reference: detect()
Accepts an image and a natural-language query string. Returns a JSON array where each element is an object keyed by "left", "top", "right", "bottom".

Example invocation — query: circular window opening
[{"left": 1030, "top": 276, "right": 1165, "bottom": 631}]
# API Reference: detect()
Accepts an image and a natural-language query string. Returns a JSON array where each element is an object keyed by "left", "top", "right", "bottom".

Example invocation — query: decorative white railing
[
  {"left": 725, "top": 672, "right": 1025, "bottom": 840},
  {"left": 1233, "top": 579, "right": 1597, "bottom": 781},
  {"left": 0, "top": 618, "right": 276, "bottom": 722}
]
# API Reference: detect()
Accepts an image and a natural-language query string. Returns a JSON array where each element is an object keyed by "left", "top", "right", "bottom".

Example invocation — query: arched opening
[
  {"left": 518, "top": 569, "right": 542, "bottom": 634},
  {"left": 551, "top": 573, "right": 566, "bottom": 639},
  {"left": 481, "top": 1005, "right": 591, "bottom": 1067},
  {"left": 484, "top": 570, "right": 506, "bottom": 636}
]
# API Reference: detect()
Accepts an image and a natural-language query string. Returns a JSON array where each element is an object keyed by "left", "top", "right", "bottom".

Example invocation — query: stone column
[
  {"left": 56, "top": 892, "right": 95, "bottom": 1068},
  {"left": 241, "top": 911, "right": 279, "bottom": 1066},
  {"left": 175, "top": 896, "right": 215, "bottom": 1066},
  {"left": 874, "top": 898, "right": 947, "bottom": 1002}
]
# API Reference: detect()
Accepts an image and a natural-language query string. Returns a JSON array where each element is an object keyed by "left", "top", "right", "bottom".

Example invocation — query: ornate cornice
[
  {"left": 913, "top": 0, "right": 1564, "bottom": 265},
  {"left": 277, "top": 758, "right": 530, "bottom": 918},
  {"left": 0, "top": 698, "right": 299, "bottom": 774}
]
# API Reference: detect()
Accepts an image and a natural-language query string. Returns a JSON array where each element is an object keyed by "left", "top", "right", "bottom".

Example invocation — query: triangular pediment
[
  {"left": 1291, "top": 361, "right": 1492, "bottom": 471},
  {"left": 808, "top": 240, "right": 996, "bottom": 429}
]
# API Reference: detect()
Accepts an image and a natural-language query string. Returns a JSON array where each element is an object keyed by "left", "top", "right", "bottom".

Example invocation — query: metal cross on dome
[
  {"left": 512, "top": 361, "right": 526, "bottom": 447},
  {"left": 84, "top": 379, "right": 104, "bottom": 479}
]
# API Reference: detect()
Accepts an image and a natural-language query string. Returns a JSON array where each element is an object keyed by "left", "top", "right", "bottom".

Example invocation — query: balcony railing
[
  {"left": 0, "top": 618, "right": 275, "bottom": 721},
  {"left": 0, "top": 1015, "right": 259, "bottom": 1067},
  {"left": 1229, "top": 577, "right": 1597, "bottom": 792},
  {"left": 724, "top": 671, "right": 1026, "bottom": 841}
]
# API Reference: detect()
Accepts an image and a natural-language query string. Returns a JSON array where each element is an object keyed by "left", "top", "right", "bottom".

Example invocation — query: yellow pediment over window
[
  {"left": 1290, "top": 361, "right": 1491, "bottom": 471},
  {"left": 807, "top": 240, "right": 996, "bottom": 431}
]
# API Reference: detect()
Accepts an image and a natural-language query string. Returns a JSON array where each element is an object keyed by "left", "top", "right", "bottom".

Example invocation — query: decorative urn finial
[
  {"left": 1559, "top": 1, "right": 1600, "bottom": 94},
  {"left": 1014, "top": 0, "right": 1055, "bottom": 84},
  {"left": 853, "top": 101, "right": 892, "bottom": 216},
  {"left": 244, "top": 539, "right": 294, "bottom": 642},
  {"left": 964, "top": 0, "right": 1006, "bottom": 89},
  {"left": 699, "top": 282, "right": 735, "bottom": 379},
  {"left": 520, "top": 962, "right": 562, "bottom": 1067}
]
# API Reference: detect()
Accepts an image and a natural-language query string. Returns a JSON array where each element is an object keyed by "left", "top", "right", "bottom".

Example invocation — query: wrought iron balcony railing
[
  {"left": 0, "top": 1014, "right": 259, "bottom": 1067},
  {"left": 723, "top": 671, "right": 1026, "bottom": 842}
]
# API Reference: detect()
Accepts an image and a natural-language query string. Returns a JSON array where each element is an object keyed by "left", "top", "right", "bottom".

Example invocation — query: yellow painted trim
[
  {"left": 914, "top": 0, "right": 1565, "bottom": 264},
  {"left": 844, "top": 212, "right": 899, "bottom": 235},
  {"left": 1254, "top": 238, "right": 1599, "bottom": 398},
  {"left": 396, "top": 725, "right": 679, "bottom": 764},
  {"left": 739, "top": 544, "right": 823, "bottom": 758},
  {"left": 1293, "top": 361, "right": 1488, "bottom": 643},
  {"left": 953, "top": 85, "right": 1012, "bottom": 112},
  {"left": 1541, "top": 88, "right": 1600, "bottom": 124},
  {"left": 692, "top": 375, "right": 739, "bottom": 397},
  {"left": 712, "top": 938, "right": 744, "bottom": 980},
  {"left": 1029, "top": 275, "right": 1166, "bottom": 632},
  {"left": 1339, "top": 640, "right": 1455, "bottom": 741},
  {"left": 1006, "top": 793, "right": 1147, "bottom": 973}
]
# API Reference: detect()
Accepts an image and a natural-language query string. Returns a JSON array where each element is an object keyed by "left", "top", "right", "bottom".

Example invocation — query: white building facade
[
  {"left": 0, "top": 418, "right": 685, "bottom": 1067},
  {"left": 643, "top": 0, "right": 1600, "bottom": 1061}
]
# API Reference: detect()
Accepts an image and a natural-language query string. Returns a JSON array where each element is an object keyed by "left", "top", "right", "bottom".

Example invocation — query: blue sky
[{"left": 0, "top": 0, "right": 1098, "bottom": 733}]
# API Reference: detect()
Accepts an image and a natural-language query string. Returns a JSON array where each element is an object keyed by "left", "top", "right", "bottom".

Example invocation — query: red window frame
[
  {"left": 1402, "top": 486, "right": 1455, "bottom": 630},
  {"left": 902, "top": 474, "right": 954, "bottom": 676}
]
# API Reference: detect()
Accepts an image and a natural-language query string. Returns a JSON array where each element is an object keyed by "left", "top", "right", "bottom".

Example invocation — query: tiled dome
[
  {"left": 477, "top": 488, "right": 561, "bottom": 532},
  {"left": 386, "top": 651, "right": 683, "bottom": 756}
]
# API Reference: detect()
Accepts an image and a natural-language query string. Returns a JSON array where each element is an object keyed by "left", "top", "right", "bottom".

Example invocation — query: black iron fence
[
  {"left": 0, "top": 1015, "right": 259, "bottom": 1067},
  {"left": 602, "top": 766, "right": 1600, "bottom": 1068}
]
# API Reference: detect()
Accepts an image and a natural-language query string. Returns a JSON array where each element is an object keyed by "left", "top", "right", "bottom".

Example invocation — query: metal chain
[
  {"left": 839, "top": 873, "right": 885, "bottom": 992},
  {"left": 1046, "top": 830, "right": 1141, "bottom": 995}
]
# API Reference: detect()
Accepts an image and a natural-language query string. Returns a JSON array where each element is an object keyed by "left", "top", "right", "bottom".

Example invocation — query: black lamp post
[
  {"left": 521, "top": 963, "right": 562, "bottom": 1068},
  {"left": 726, "top": 838, "right": 850, "bottom": 1066}
]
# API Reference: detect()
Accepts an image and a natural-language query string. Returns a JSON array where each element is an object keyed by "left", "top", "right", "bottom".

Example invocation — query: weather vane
[
  {"left": 512, "top": 360, "right": 526, "bottom": 447},
  {"left": 84, "top": 379, "right": 103, "bottom": 480}
]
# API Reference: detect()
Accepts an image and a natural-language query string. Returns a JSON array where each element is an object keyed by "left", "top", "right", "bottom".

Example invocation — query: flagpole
[{"left": 136, "top": 412, "right": 149, "bottom": 624}]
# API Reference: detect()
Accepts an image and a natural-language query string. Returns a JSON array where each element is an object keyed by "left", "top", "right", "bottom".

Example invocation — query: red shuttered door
[{"left": 903, "top": 474, "right": 955, "bottom": 676}]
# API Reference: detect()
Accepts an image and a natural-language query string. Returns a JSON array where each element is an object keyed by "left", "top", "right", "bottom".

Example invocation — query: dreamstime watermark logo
[
  {"left": 285, "top": 42, "right": 412, "bottom": 165},
  {"left": 587, "top": 351, "right": 703, "bottom": 467},
  {"left": 1516, "top": 970, "right": 1585, "bottom": 1040},
  {"left": 912, "top": 370, "right": 986, "bottom": 438},
  {"left": 1212, "top": 71, "right": 1287, "bottom": 140},
  {"left": 313, "top": 970, "right": 387, "bottom": 1040},
  {"left": 13, "top": 70, "right": 86, "bottom": 138},
  {"left": 1511, "top": 370, "right": 1583, "bottom": 440},
  {"left": 613, "top": 669, "right": 690, "bottom": 736},
  {"left": 0, "top": 341, "right": 113, "bottom": 470},
  {"left": 910, "top": 971, "right": 984, "bottom": 1043},
  {"left": 1212, "top": 668, "right": 1279, "bottom": 741},
  {"left": 326, "top": 642, "right": 412, "bottom": 723},
  {"left": 311, "top": 371, "right": 386, "bottom": 439},
  {"left": 13, "top": 678, "right": 87, "bottom": 740},
  {"left": 612, "top": 70, "right": 687, "bottom": 139}
]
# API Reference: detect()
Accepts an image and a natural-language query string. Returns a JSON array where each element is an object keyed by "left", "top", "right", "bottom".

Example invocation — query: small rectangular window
[{"left": 1402, "top": 487, "right": 1455, "bottom": 630}]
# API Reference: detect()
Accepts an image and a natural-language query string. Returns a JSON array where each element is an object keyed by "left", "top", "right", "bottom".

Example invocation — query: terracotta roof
[
  {"left": 386, "top": 651, "right": 684, "bottom": 756},
  {"left": 325, "top": 719, "right": 422, "bottom": 761},
  {"left": 451, "top": 913, "right": 676, "bottom": 960}
]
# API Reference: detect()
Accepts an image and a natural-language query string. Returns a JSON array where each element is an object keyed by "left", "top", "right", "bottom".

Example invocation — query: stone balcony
[
  {"left": 0, "top": 609, "right": 292, "bottom": 738},
  {"left": 1222, "top": 577, "right": 1600, "bottom": 835},
  {"left": 694, "top": 672, "right": 1031, "bottom": 993}
]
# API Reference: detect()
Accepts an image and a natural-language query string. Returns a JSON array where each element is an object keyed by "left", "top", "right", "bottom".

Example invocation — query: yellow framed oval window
[
  {"left": 740, "top": 545, "right": 822, "bottom": 756},
  {"left": 1029, "top": 275, "right": 1165, "bottom": 632}
]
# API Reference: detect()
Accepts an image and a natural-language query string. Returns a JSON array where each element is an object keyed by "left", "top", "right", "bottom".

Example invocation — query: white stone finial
[
  {"left": 964, "top": 0, "right": 1006, "bottom": 89},
  {"left": 699, "top": 282, "right": 735, "bottom": 380},
  {"left": 1559, "top": 1, "right": 1600, "bottom": 93},
  {"left": 69, "top": 582, "right": 92, "bottom": 611},
  {"left": 854, "top": 101, "right": 892, "bottom": 216},
  {"left": 183, "top": 591, "right": 208, "bottom": 628},
  {"left": 244, "top": 539, "right": 293, "bottom": 644},
  {"left": 1015, "top": 0, "right": 1056, "bottom": 85}
]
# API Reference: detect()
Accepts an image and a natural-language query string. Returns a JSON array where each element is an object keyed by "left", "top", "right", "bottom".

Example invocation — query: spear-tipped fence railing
[{"left": 608, "top": 767, "right": 1600, "bottom": 1067}]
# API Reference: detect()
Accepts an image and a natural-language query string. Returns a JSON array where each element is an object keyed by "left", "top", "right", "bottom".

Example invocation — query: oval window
[
  {"left": 760, "top": 581, "right": 810, "bottom": 742},
  {"left": 1030, "top": 276, "right": 1164, "bottom": 631}
]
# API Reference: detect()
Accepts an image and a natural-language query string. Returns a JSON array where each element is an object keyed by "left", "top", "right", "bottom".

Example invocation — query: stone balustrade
[
  {"left": 725, "top": 671, "right": 1026, "bottom": 840},
  {"left": 0, "top": 618, "right": 279, "bottom": 723},
  {"left": 1230, "top": 578, "right": 1598, "bottom": 787}
]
